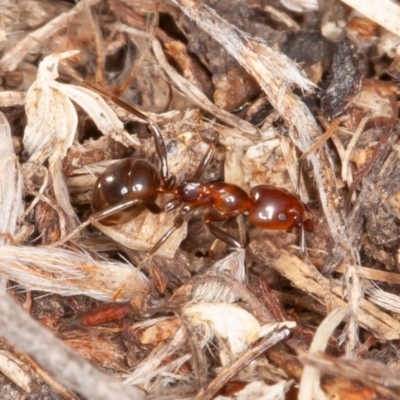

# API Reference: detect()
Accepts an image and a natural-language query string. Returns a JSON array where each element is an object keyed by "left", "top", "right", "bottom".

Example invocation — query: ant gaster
[{"left": 87, "top": 90, "right": 314, "bottom": 257}]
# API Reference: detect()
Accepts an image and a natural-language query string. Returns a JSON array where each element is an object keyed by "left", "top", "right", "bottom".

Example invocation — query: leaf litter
[{"left": 2, "top": 0, "right": 400, "bottom": 399}]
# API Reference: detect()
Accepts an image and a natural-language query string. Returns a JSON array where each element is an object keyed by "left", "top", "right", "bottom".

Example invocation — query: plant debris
[{"left": 2, "top": 0, "right": 400, "bottom": 399}]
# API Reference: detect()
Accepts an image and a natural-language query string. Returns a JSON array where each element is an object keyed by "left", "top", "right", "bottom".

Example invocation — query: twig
[
  {"left": 0, "top": 0, "right": 101, "bottom": 72},
  {"left": 0, "top": 112, "right": 23, "bottom": 241},
  {"left": 170, "top": 0, "right": 354, "bottom": 281},
  {"left": 194, "top": 328, "right": 291, "bottom": 400},
  {"left": 249, "top": 237, "right": 400, "bottom": 341},
  {"left": 0, "top": 290, "right": 145, "bottom": 400},
  {"left": 298, "top": 308, "right": 346, "bottom": 400},
  {"left": 299, "top": 118, "right": 341, "bottom": 161}
]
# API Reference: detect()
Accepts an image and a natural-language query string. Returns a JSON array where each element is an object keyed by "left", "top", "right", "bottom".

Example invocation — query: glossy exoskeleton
[
  {"left": 56, "top": 81, "right": 314, "bottom": 256},
  {"left": 91, "top": 159, "right": 163, "bottom": 225},
  {"left": 90, "top": 120, "right": 313, "bottom": 256}
]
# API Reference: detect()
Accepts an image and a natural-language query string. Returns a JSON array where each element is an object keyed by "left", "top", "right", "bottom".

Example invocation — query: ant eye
[{"left": 278, "top": 213, "right": 287, "bottom": 221}]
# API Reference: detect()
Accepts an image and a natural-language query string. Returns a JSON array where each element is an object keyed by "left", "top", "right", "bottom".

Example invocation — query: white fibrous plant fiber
[{"left": 0, "top": 245, "right": 149, "bottom": 302}]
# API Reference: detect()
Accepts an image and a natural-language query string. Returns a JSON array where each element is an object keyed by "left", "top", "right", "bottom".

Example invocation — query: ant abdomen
[
  {"left": 91, "top": 159, "right": 161, "bottom": 225},
  {"left": 248, "top": 185, "right": 314, "bottom": 232}
]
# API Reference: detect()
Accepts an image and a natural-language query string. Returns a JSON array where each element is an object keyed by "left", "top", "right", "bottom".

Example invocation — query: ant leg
[
  {"left": 147, "top": 205, "right": 194, "bottom": 258},
  {"left": 51, "top": 199, "right": 153, "bottom": 247},
  {"left": 205, "top": 222, "right": 242, "bottom": 249},
  {"left": 112, "top": 98, "right": 172, "bottom": 188},
  {"left": 192, "top": 132, "right": 219, "bottom": 180},
  {"left": 133, "top": 205, "right": 193, "bottom": 271},
  {"left": 293, "top": 215, "right": 307, "bottom": 258},
  {"left": 204, "top": 210, "right": 242, "bottom": 249},
  {"left": 294, "top": 217, "right": 333, "bottom": 312},
  {"left": 117, "top": 205, "right": 194, "bottom": 299},
  {"left": 126, "top": 200, "right": 185, "bottom": 280},
  {"left": 164, "top": 198, "right": 182, "bottom": 213},
  {"left": 192, "top": 143, "right": 215, "bottom": 180},
  {"left": 296, "top": 159, "right": 304, "bottom": 196},
  {"left": 147, "top": 122, "right": 169, "bottom": 186}
]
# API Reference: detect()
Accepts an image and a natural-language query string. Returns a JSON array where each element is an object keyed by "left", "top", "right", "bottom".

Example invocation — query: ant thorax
[{"left": 173, "top": 180, "right": 214, "bottom": 207}]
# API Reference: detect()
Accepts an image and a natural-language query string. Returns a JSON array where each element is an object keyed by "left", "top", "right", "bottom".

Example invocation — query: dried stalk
[
  {"left": 194, "top": 328, "right": 291, "bottom": 400},
  {"left": 298, "top": 308, "right": 346, "bottom": 400},
  {"left": 0, "top": 290, "right": 145, "bottom": 400},
  {"left": 0, "top": 0, "right": 101, "bottom": 72},
  {"left": 170, "top": 0, "right": 359, "bottom": 354},
  {"left": 0, "top": 111, "right": 23, "bottom": 289},
  {"left": 0, "top": 91, "right": 25, "bottom": 107},
  {"left": 0, "top": 245, "right": 150, "bottom": 302},
  {"left": 123, "top": 327, "right": 188, "bottom": 386},
  {"left": 249, "top": 238, "right": 400, "bottom": 341},
  {"left": 114, "top": 22, "right": 259, "bottom": 137},
  {"left": 0, "top": 112, "right": 23, "bottom": 241}
]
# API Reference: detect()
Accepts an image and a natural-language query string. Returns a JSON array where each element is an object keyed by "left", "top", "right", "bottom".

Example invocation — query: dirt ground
[{"left": 1, "top": 0, "right": 400, "bottom": 399}]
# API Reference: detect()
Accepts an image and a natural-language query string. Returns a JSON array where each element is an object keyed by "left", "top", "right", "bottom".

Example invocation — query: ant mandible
[
  {"left": 85, "top": 85, "right": 314, "bottom": 258},
  {"left": 53, "top": 81, "right": 314, "bottom": 256}
]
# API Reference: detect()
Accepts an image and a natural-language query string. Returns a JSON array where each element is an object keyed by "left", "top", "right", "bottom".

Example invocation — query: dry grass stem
[
  {"left": 169, "top": 1, "right": 358, "bottom": 330},
  {"left": 0, "top": 112, "right": 23, "bottom": 241},
  {"left": 0, "top": 289, "right": 145, "bottom": 400},
  {"left": 195, "top": 328, "right": 291, "bottom": 400},
  {"left": 0, "top": 0, "right": 102, "bottom": 72},
  {"left": 298, "top": 308, "right": 346, "bottom": 400},
  {"left": 0, "top": 245, "right": 149, "bottom": 302},
  {"left": 0, "top": 91, "right": 25, "bottom": 106},
  {"left": 250, "top": 239, "right": 400, "bottom": 340}
]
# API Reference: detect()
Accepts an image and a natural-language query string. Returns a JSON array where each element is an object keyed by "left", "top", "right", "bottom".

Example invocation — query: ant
[
  {"left": 77, "top": 84, "right": 315, "bottom": 258},
  {"left": 53, "top": 81, "right": 314, "bottom": 258},
  {"left": 41, "top": 4, "right": 314, "bottom": 258}
]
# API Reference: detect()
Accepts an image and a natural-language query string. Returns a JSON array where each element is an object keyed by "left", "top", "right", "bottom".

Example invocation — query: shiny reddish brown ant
[{"left": 56, "top": 82, "right": 314, "bottom": 257}]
